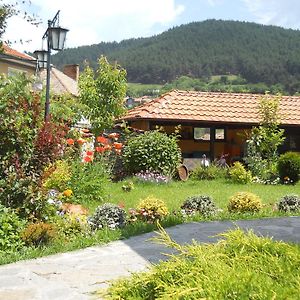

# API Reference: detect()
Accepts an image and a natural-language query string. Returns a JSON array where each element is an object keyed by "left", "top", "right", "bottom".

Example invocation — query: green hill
[{"left": 52, "top": 19, "right": 300, "bottom": 93}]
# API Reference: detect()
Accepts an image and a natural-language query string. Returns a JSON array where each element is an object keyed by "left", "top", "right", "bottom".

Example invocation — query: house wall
[{"left": 0, "top": 59, "right": 35, "bottom": 76}]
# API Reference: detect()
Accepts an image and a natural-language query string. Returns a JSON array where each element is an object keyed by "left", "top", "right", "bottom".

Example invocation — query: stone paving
[{"left": 0, "top": 216, "right": 300, "bottom": 300}]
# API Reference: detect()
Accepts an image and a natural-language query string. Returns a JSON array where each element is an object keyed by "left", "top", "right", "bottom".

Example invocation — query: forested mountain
[{"left": 52, "top": 19, "right": 300, "bottom": 93}]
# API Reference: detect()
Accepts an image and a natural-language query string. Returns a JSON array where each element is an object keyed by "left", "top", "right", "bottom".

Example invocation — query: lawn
[{"left": 87, "top": 178, "right": 300, "bottom": 213}]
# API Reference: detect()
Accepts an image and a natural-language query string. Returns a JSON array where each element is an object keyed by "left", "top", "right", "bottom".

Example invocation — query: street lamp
[{"left": 34, "top": 10, "right": 68, "bottom": 121}]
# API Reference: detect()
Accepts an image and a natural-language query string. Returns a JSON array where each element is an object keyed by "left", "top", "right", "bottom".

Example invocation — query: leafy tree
[
  {"left": 245, "top": 94, "right": 285, "bottom": 180},
  {"left": 79, "top": 56, "right": 127, "bottom": 135},
  {"left": 0, "top": 1, "right": 41, "bottom": 47}
]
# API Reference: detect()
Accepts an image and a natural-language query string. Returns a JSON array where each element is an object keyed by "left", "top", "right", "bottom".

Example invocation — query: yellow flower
[{"left": 63, "top": 189, "right": 73, "bottom": 197}]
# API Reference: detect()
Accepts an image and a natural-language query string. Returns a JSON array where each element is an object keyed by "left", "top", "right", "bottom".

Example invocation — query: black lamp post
[{"left": 34, "top": 10, "right": 68, "bottom": 121}]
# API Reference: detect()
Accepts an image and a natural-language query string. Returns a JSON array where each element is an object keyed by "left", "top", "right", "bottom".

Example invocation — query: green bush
[
  {"left": 277, "top": 152, "right": 300, "bottom": 184},
  {"left": 277, "top": 194, "right": 300, "bottom": 212},
  {"left": 191, "top": 164, "right": 225, "bottom": 180},
  {"left": 88, "top": 203, "right": 127, "bottom": 230},
  {"left": 0, "top": 204, "right": 25, "bottom": 252},
  {"left": 21, "top": 222, "right": 56, "bottom": 247},
  {"left": 70, "top": 160, "right": 109, "bottom": 203},
  {"left": 42, "top": 160, "right": 72, "bottom": 192},
  {"left": 56, "top": 214, "right": 90, "bottom": 238},
  {"left": 181, "top": 195, "right": 217, "bottom": 217},
  {"left": 228, "top": 162, "right": 252, "bottom": 184},
  {"left": 105, "top": 229, "right": 300, "bottom": 299},
  {"left": 228, "top": 192, "right": 262, "bottom": 213},
  {"left": 132, "top": 196, "right": 169, "bottom": 223},
  {"left": 123, "top": 130, "right": 181, "bottom": 176}
]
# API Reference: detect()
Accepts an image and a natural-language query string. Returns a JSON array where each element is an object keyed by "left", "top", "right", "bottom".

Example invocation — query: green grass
[
  {"left": 101, "top": 178, "right": 300, "bottom": 213},
  {"left": 1, "top": 179, "right": 299, "bottom": 266},
  {"left": 103, "top": 228, "right": 300, "bottom": 299}
]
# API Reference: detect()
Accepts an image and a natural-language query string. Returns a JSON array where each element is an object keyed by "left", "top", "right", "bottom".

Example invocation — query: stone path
[{"left": 0, "top": 216, "right": 300, "bottom": 300}]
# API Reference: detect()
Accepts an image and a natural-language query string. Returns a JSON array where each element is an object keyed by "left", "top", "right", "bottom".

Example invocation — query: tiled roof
[
  {"left": 39, "top": 67, "right": 78, "bottom": 96},
  {"left": 123, "top": 90, "right": 300, "bottom": 126},
  {"left": 2, "top": 44, "right": 35, "bottom": 60}
]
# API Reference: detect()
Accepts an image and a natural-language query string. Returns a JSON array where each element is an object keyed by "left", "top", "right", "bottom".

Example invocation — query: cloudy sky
[{"left": 3, "top": 0, "right": 300, "bottom": 53}]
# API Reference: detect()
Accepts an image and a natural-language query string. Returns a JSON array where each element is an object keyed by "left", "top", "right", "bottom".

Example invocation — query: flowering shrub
[
  {"left": 277, "top": 194, "right": 300, "bottom": 212},
  {"left": 88, "top": 203, "right": 127, "bottom": 230},
  {"left": 130, "top": 196, "right": 169, "bottom": 223},
  {"left": 135, "top": 170, "right": 170, "bottom": 184},
  {"left": 277, "top": 152, "right": 300, "bottom": 184},
  {"left": 181, "top": 195, "right": 217, "bottom": 217},
  {"left": 123, "top": 130, "right": 181, "bottom": 176},
  {"left": 228, "top": 192, "right": 262, "bottom": 213}
]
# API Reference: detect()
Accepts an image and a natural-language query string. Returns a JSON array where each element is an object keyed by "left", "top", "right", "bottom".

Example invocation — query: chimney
[{"left": 63, "top": 64, "right": 79, "bottom": 81}]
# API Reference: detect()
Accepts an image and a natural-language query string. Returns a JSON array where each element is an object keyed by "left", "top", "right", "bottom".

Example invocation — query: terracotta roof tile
[
  {"left": 2, "top": 44, "right": 35, "bottom": 60},
  {"left": 122, "top": 90, "right": 300, "bottom": 125}
]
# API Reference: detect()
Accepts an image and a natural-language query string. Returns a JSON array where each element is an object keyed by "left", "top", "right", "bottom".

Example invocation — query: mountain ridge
[{"left": 52, "top": 19, "right": 300, "bottom": 92}]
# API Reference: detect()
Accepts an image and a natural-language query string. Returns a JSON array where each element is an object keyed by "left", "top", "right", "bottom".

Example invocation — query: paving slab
[{"left": 0, "top": 216, "right": 299, "bottom": 300}]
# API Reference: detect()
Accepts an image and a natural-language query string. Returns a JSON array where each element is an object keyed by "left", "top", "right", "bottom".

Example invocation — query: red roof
[
  {"left": 2, "top": 44, "right": 35, "bottom": 60},
  {"left": 123, "top": 90, "right": 300, "bottom": 126}
]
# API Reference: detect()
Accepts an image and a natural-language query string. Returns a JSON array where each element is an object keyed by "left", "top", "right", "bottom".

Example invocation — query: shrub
[
  {"left": 277, "top": 152, "right": 300, "bottom": 184},
  {"left": 228, "top": 192, "right": 262, "bottom": 213},
  {"left": 21, "top": 222, "right": 56, "bottom": 247},
  {"left": 123, "top": 130, "right": 181, "bottom": 176},
  {"left": 191, "top": 164, "right": 225, "bottom": 180},
  {"left": 0, "top": 169, "right": 53, "bottom": 221},
  {"left": 0, "top": 204, "right": 25, "bottom": 252},
  {"left": 132, "top": 196, "right": 169, "bottom": 223},
  {"left": 42, "top": 160, "right": 72, "bottom": 192},
  {"left": 181, "top": 195, "right": 217, "bottom": 217},
  {"left": 88, "top": 203, "right": 127, "bottom": 230},
  {"left": 69, "top": 160, "right": 109, "bottom": 203},
  {"left": 277, "top": 194, "right": 300, "bottom": 212},
  {"left": 105, "top": 229, "right": 300, "bottom": 299},
  {"left": 228, "top": 162, "right": 252, "bottom": 184},
  {"left": 135, "top": 170, "right": 170, "bottom": 184},
  {"left": 56, "top": 214, "right": 90, "bottom": 238}
]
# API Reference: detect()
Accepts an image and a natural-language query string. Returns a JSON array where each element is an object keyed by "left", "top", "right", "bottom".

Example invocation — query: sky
[{"left": 3, "top": 0, "right": 300, "bottom": 53}]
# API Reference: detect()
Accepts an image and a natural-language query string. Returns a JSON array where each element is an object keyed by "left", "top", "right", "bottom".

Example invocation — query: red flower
[
  {"left": 77, "top": 138, "right": 86, "bottom": 145},
  {"left": 95, "top": 146, "right": 105, "bottom": 153},
  {"left": 113, "top": 142, "right": 123, "bottom": 150},
  {"left": 66, "top": 138, "right": 74, "bottom": 145},
  {"left": 83, "top": 155, "right": 92, "bottom": 163},
  {"left": 86, "top": 150, "right": 94, "bottom": 156},
  {"left": 81, "top": 128, "right": 90, "bottom": 133},
  {"left": 108, "top": 132, "right": 120, "bottom": 140},
  {"left": 97, "top": 136, "right": 108, "bottom": 144}
]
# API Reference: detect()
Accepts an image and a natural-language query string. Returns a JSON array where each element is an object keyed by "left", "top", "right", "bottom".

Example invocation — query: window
[
  {"left": 215, "top": 128, "right": 225, "bottom": 140},
  {"left": 194, "top": 127, "right": 210, "bottom": 141}
]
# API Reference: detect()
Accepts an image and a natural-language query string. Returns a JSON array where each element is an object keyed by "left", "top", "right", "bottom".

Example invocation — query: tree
[
  {"left": 0, "top": 1, "right": 41, "bottom": 48},
  {"left": 79, "top": 56, "right": 127, "bottom": 135},
  {"left": 245, "top": 94, "right": 285, "bottom": 180}
]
